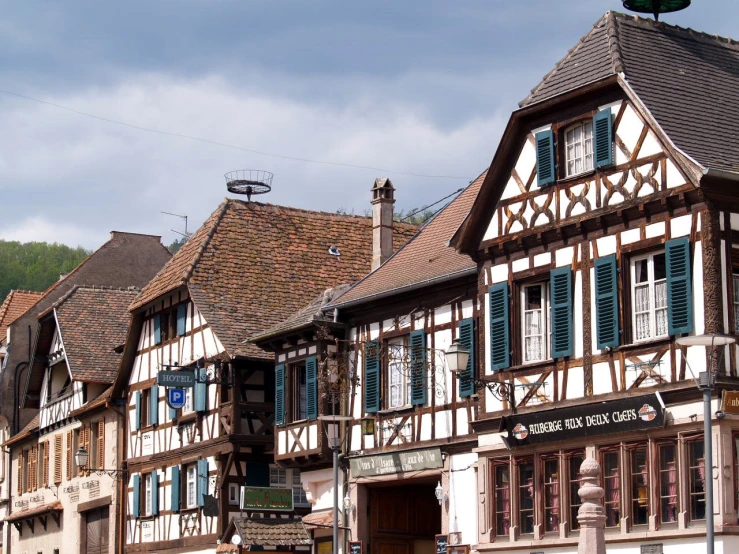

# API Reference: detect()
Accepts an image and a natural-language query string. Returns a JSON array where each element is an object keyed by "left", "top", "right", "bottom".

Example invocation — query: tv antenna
[{"left": 161, "top": 211, "right": 190, "bottom": 238}]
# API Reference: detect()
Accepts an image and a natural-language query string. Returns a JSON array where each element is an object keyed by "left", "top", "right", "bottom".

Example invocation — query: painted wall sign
[
  {"left": 349, "top": 447, "right": 443, "bottom": 477},
  {"left": 157, "top": 370, "right": 196, "bottom": 388},
  {"left": 435, "top": 534, "right": 448, "bottom": 554},
  {"left": 349, "top": 540, "right": 363, "bottom": 554},
  {"left": 721, "top": 390, "right": 739, "bottom": 415},
  {"left": 500, "top": 393, "right": 665, "bottom": 447},
  {"left": 241, "top": 486, "right": 294, "bottom": 511}
]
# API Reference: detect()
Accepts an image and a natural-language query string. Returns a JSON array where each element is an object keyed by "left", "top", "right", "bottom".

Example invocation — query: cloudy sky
[{"left": 1, "top": 1, "right": 735, "bottom": 250}]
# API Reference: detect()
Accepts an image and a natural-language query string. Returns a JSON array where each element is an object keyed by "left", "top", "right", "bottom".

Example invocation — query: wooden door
[
  {"left": 84, "top": 507, "right": 109, "bottom": 554},
  {"left": 370, "top": 485, "right": 440, "bottom": 554}
]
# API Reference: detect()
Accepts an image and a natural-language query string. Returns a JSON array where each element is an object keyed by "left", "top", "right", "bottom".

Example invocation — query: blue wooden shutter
[
  {"left": 151, "top": 470, "right": 159, "bottom": 515},
  {"left": 134, "top": 391, "right": 142, "bottom": 431},
  {"left": 197, "top": 459, "right": 208, "bottom": 507},
  {"left": 550, "top": 267, "right": 574, "bottom": 358},
  {"left": 666, "top": 237, "right": 693, "bottom": 335},
  {"left": 594, "top": 255, "right": 620, "bottom": 349},
  {"left": 132, "top": 474, "right": 141, "bottom": 518},
  {"left": 274, "top": 364, "right": 285, "bottom": 425},
  {"left": 153, "top": 314, "right": 162, "bottom": 345},
  {"left": 168, "top": 402, "right": 177, "bottom": 420},
  {"left": 194, "top": 367, "right": 207, "bottom": 412},
  {"left": 364, "top": 340, "right": 381, "bottom": 413},
  {"left": 306, "top": 356, "right": 318, "bottom": 420},
  {"left": 410, "top": 330, "right": 427, "bottom": 405},
  {"left": 171, "top": 466, "right": 181, "bottom": 513},
  {"left": 176, "top": 304, "right": 187, "bottom": 336},
  {"left": 458, "top": 318, "right": 475, "bottom": 398},
  {"left": 535, "top": 129, "right": 556, "bottom": 186},
  {"left": 149, "top": 385, "right": 159, "bottom": 426},
  {"left": 593, "top": 109, "right": 613, "bottom": 168},
  {"left": 489, "top": 283, "right": 510, "bottom": 371}
]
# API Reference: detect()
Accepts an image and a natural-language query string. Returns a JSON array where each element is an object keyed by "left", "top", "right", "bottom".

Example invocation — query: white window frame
[
  {"left": 270, "top": 465, "right": 309, "bottom": 508},
  {"left": 387, "top": 335, "right": 411, "bottom": 409},
  {"left": 228, "top": 482, "right": 240, "bottom": 506},
  {"left": 520, "top": 282, "right": 551, "bottom": 364},
  {"left": 182, "top": 387, "right": 194, "bottom": 415},
  {"left": 144, "top": 473, "right": 153, "bottom": 516},
  {"left": 630, "top": 251, "right": 668, "bottom": 342},
  {"left": 186, "top": 464, "right": 197, "bottom": 509},
  {"left": 564, "top": 121, "right": 594, "bottom": 177}
]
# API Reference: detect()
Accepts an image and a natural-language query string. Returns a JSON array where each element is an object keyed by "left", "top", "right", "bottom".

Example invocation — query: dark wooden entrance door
[
  {"left": 370, "top": 484, "right": 440, "bottom": 554},
  {"left": 83, "top": 506, "right": 109, "bottom": 554}
]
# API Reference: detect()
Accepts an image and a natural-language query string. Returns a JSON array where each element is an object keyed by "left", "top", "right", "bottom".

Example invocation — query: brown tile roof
[
  {"left": 232, "top": 517, "right": 312, "bottom": 546},
  {"left": 4, "top": 413, "right": 39, "bottom": 447},
  {"left": 330, "top": 174, "right": 484, "bottom": 308},
  {"left": 52, "top": 287, "right": 139, "bottom": 384},
  {"left": 5, "top": 501, "right": 62, "bottom": 523},
  {"left": 70, "top": 386, "right": 113, "bottom": 418},
  {"left": 521, "top": 11, "right": 739, "bottom": 173},
  {"left": 302, "top": 509, "right": 334, "bottom": 529},
  {"left": 0, "top": 290, "right": 43, "bottom": 344},
  {"left": 131, "top": 198, "right": 417, "bottom": 358}
]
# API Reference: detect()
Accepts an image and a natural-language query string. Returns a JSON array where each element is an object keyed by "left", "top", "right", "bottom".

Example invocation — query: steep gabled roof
[
  {"left": 522, "top": 11, "right": 739, "bottom": 174},
  {"left": 131, "top": 198, "right": 418, "bottom": 358},
  {"left": 0, "top": 290, "right": 43, "bottom": 344},
  {"left": 328, "top": 174, "right": 484, "bottom": 309}
]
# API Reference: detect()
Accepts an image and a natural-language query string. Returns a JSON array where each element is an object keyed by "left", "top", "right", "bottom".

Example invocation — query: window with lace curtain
[
  {"left": 658, "top": 443, "right": 678, "bottom": 525},
  {"left": 543, "top": 457, "right": 560, "bottom": 533},
  {"left": 492, "top": 463, "right": 510, "bottom": 538},
  {"left": 630, "top": 251, "right": 668, "bottom": 342},
  {"left": 387, "top": 335, "right": 411, "bottom": 409},
  {"left": 521, "top": 283, "right": 551, "bottom": 363},
  {"left": 688, "top": 440, "right": 706, "bottom": 521},
  {"left": 564, "top": 121, "right": 594, "bottom": 177}
]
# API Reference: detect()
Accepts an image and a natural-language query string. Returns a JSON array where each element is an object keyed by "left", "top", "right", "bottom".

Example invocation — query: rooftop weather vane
[
  {"left": 224, "top": 169, "right": 273, "bottom": 201},
  {"left": 622, "top": 0, "right": 690, "bottom": 21}
]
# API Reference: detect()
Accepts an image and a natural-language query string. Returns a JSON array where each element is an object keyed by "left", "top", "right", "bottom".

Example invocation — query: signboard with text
[
  {"left": 722, "top": 390, "right": 739, "bottom": 415},
  {"left": 157, "top": 370, "right": 196, "bottom": 388},
  {"left": 241, "top": 486, "right": 293, "bottom": 511},
  {"left": 349, "top": 447, "right": 443, "bottom": 478},
  {"left": 500, "top": 393, "right": 665, "bottom": 447}
]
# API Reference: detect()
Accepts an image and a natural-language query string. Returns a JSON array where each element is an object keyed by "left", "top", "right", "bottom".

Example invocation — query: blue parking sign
[{"left": 167, "top": 388, "right": 186, "bottom": 410}]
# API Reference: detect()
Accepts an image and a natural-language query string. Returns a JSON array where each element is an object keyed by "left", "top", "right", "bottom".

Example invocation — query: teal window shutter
[
  {"left": 153, "top": 314, "right": 162, "bottom": 345},
  {"left": 176, "top": 304, "right": 187, "bottom": 336},
  {"left": 364, "top": 340, "right": 381, "bottom": 413},
  {"left": 134, "top": 391, "right": 142, "bottom": 431},
  {"left": 550, "top": 267, "right": 574, "bottom": 358},
  {"left": 274, "top": 364, "right": 285, "bottom": 425},
  {"left": 197, "top": 459, "right": 208, "bottom": 507},
  {"left": 132, "top": 474, "right": 141, "bottom": 518},
  {"left": 535, "top": 129, "right": 556, "bottom": 186},
  {"left": 593, "top": 109, "right": 613, "bottom": 168},
  {"left": 409, "top": 330, "right": 427, "bottom": 405},
  {"left": 194, "top": 367, "right": 207, "bottom": 412},
  {"left": 306, "top": 356, "right": 318, "bottom": 420},
  {"left": 171, "top": 466, "right": 181, "bottom": 513},
  {"left": 666, "top": 237, "right": 693, "bottom": 335},
  {"left": 458, "top": 318, "right": 476, "bottom": 398},
  {"left": 489, "top": 283, "right": 510, "bottom": 371},
  {"left": 594, "top": 255, "right": 620, "bottom": 349},
  {"left": 151, "top": 471, "right": 159, "bottom": 515},
  {"left": 149, "top": 385, "right": 159, "bottom": 426},
  {"left": 168, "top": 403, "right": 177, "bottom": 420}
]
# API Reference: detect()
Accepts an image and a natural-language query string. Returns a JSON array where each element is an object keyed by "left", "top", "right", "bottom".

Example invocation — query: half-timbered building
[
  {"left": 448, "top": 12, "right": 739, "bottom": 554},
  {"left": 114, "top": 196, "right": 416, "bottom": 554},
  {"left": 6, "top": 286, "right": 140, "bottom": 554}
]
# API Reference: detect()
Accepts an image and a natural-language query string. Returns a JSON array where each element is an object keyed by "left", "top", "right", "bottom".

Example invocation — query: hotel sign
[
  {"left": 241, "top": 486, "right": 293, "bottom": 511},
  {"left": 721, "top": 390, "right": 739, "bottom": 415},
  {"left": 350, "top": 447, "right": 443, "bottom": 478},
  {"left": 500, "top": 393, "right": 665, "bottom": 447}
]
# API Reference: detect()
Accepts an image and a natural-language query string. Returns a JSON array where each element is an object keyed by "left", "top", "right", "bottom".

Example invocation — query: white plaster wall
[{"left": 447, "top": 452, "right": 478, "bottom": 544}]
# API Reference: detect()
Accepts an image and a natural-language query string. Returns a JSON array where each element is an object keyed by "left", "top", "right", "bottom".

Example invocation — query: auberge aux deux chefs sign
[{"left": 501, "top": 393, "right": 665, "bottom": 447}]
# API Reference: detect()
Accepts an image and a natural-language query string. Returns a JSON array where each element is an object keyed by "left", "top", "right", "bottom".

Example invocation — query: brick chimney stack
[{"left": 371, "top": 178, "right": 395, "bottom": 271}]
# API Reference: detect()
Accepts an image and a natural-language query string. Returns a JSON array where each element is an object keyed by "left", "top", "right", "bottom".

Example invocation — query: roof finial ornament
[
  {"left": 224, "top": 170, "right": 273, "bottom": 201},
  {"left": 622, "top": 0, "right": 691, "bottom": 21}
]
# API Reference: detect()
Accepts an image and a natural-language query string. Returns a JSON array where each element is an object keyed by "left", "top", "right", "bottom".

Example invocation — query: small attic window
[
  {"left": 328, "top": 246, "right": 341, "bottom": 256},
  {"left": 564, "top": 121, "right": 594, "bottom": 177}
]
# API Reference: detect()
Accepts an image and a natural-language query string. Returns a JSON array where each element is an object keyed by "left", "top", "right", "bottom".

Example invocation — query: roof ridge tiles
[
  {"left": 605, "top": 11, "right": 625, "bottom": 74},
  {"left": 612, "top": 11, "right": 739, "bottom": 50},
  {"left": 41, "top": 284, "right": 140, "bottom": 318}
]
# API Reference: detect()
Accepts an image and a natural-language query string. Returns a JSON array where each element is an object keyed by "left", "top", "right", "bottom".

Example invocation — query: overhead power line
[{"left": 0, "top": 88, "right": 471, "bottom": 181}]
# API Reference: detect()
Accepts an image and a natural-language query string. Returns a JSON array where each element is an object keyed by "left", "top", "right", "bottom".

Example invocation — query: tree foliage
[
  {"left": 0, "top": 240, "right": 90, "bottom": 303},
  {"left": 167, "top": 237, "right": 188, "bottom": 254}
]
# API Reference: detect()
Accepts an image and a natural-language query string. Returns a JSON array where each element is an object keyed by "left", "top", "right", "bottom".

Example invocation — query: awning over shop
[
  {"left": 302, "top": 510, "right": 334, "bottom": 530},
  {"left": 230, "top": 517, "right": 313, "bottom": 547},
  {"left": 5, "top": 501, "right": 63, "bottom": 533}
]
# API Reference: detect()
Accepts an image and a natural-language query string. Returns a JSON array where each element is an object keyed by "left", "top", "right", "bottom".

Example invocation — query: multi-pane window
[
  {"left": 569, "top": 453, "right": 585, "bottom": 530},
  {"left": 387, "top": 336, "right": 411, "bottom": 408},
  {"left": 733, "top": 274, "right": 739, "bottom": 331},
  {"left": 565, "top": 121, "right": 594, "bottom": 177},
  {"left": 492, "top": 464, "right": 510, "bottom": 537},
  {"left": 269, "top": 466, "right": 308, "bottom": 507},
  {"left": 658, "top": 443, "right": 678, "bottom": 524},
  {"left": 518, "top": 461, "right": 535, "bottom": 535},
  {"left": 292, "top": 470, "right": 308, "bottom": 506},
  {"left": 522, "top": 283, "right": 550, "bottom": 363},
  {"left": 144, "top": 473, "right": 153, "bottom": 516},
  {"left": 291, "top": 362, "right": 307, "bottom": 421},
  {"left": 602, "top": 451, "right": 620, "bottom": 528},
  {"left": 688, "top": 440, "right": 706, "bottom": 521},
  {"left": 186, "top": 464, "right": 197, "bottom": 508},
  {"left": 630, "top": 446, "right": 649, "bottom": 526},
  {"left": 183, "top": 387, "right": 194, "bottom": 414},
  {"left": 631, "top": 252, "right": 668, "bottom": 341},
  {"left": 543, "top": 458, "right": 560, "bottom": 533}
]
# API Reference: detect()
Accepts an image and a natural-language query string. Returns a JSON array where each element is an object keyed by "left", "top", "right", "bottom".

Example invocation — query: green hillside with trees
[{"left": 0, "top": 240, "right": 90, "bottom": 303}]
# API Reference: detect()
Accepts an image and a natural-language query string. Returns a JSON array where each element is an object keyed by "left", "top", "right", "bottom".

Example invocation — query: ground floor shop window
[
  {"left": 629, "top": 445, "right": 649, "bottom": 526},
  {"left": 602, "top": 451, "right": 620, "bottom": 527},
  {"left": 688, "top": 440, "right": 706, "bottom": 521},
  {"left": 518, "top": 460, "right": 535, "bottom": 535},
  {"left": 658, "top": 443, "right": 678, "bottom": 524},
  {"left": 492, "top": 463, "right": 510, "bottom": 537},
  {"left": 542, "top": 457, "right": 560, "bottom": 533},
  {"left": 568, "top": 452, "right": 585, "bottom": 530}
]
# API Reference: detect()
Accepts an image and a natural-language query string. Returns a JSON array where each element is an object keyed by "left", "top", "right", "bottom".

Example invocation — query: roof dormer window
[{"left": 564, "top": 121, "right": 593, "bottom": 177}]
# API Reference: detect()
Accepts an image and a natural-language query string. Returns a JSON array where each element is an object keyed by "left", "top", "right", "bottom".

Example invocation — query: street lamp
[
  {"left": 445, "top": 340, "right": 515, "bottom": 402},
  {"left": 318, "top": 414, "right": 354, "bottom": 554},
  {"left": 675, "top": 333, "right": 736, "bottom": 554},
  {"left": 74, "top": 447, "right": 126, "bottom": 480}
]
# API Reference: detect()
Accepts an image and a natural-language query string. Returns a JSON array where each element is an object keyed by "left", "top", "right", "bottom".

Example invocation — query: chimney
[{"left": 371, "top": 178, "right": 395, "bottom": 270}]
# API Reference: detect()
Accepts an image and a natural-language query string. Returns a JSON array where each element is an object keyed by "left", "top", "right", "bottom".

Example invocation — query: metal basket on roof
[{"left": 224, "top": 170, "right": 273, "bottom": 201}]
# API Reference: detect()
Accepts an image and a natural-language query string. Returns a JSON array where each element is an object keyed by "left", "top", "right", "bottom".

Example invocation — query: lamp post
[
  {"left": 74, "top": 447, "right": 126, "bottom": 480},
  {"left": 445, "top": 340, "right": 517, "bottom": 403},
  {"left": 675, "top": 334, "right": 736, "bottom": 554},
  {"left": 318, "top": 414, "right": 354, "bottom": 554}
]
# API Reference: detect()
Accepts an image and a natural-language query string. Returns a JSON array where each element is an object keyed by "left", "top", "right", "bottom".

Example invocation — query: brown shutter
[
  {"left": 29, "top": 446, "right": 37, "bottom": 491},
  {"left": 97, "top": 419, "right": 105, "bottom": 469},
  {"left": 65, "top": 430, "right": 73, "bottom": 481},
  {"left": 42, "top": 441, "right": 50, "bottom": 487},
  {"left": 53, "top": 435, "right": 63, "bottom": 484},
  {"left": 16, "top": 454, "right": 22, "bottom": 495}
]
